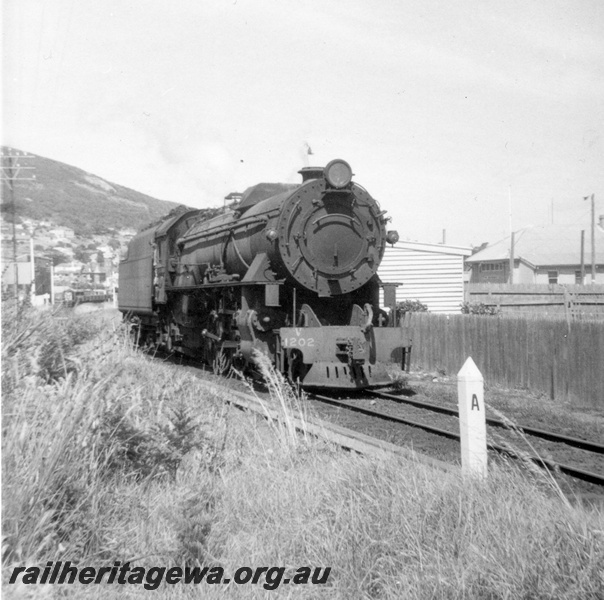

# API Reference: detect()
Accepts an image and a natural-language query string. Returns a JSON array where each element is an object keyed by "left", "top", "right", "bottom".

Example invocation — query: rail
[
  {"left": 369, "top": 391, "right": 604, "bottom": 454},
  {"left": 310, "top": 392, "right": 604, "bottom": 487}
]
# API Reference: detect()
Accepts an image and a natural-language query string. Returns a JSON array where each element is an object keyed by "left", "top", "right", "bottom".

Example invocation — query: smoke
[{"left": 127, "top": 116, "right": 239, "bottom": 206}]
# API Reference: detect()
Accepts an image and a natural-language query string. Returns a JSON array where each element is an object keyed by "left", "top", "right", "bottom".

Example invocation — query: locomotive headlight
[
  {"left": 386, "top": 230, "right": 400, "bottom": 245},
  {"left": 324, "top": 159, "right": 353, "bottom": 189},
  {"left": 265, "top": 229, "right": 279, "bottom": 241}
]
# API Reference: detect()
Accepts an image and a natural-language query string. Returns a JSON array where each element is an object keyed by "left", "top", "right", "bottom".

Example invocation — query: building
[
  {"left": 53, "top": 261, "right": 86, "bottom": 277},
  {"left": 48, "top": 227, "right": 75, "bottom": 239},
  {"left": 378, "top": 241, "right": 472, "bottom": 313},
  {"left": 466, "top": 222, "right": 604, "bottom": 285},
  {"left": 118, "top": 228, "right": 138, "bottom": 237},
  {"left": 1, "top": 260, "right": 33, "bottom": 292}
]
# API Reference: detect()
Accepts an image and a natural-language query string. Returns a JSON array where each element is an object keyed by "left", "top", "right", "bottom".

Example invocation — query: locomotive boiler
[{"left": 118, "top": 159, "right": 411, "bottom": 389}]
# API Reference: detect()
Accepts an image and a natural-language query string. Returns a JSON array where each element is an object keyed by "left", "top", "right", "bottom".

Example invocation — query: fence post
[{"left": 458, "top": 357, "right": 487, "bottom": 478}]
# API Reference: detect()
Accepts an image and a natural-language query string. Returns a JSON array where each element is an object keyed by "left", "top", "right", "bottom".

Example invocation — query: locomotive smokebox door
[{"left": 277, "top": 177, "right": 386, "bottom": 297}]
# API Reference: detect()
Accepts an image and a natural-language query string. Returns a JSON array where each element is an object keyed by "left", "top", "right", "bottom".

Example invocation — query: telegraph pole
[
  {"left": 6, "top": 155, "right": 19, "bottom": 302},
  {"left": 591, "top": 194, "right": 596, "bottom": 284},
  {"left": 29, "top": 229, "right": 36, "bottom": 301},
  {"left": 509, "top": 231, "right": 515, "bottom": 284},
  {"left": 584, "top": 194, "right": 596, "bottom": 284},
  {"left": 1, "top": 149, "right": 36, "bottom": 301},
  {"left": 580, "top": 230, "right": 585, "bottom": 284}
]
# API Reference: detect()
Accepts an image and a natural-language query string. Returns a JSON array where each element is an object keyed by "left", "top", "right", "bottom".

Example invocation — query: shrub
[
  {"left": 1, "top": 306, "right": 228, "bottom": 564},
  {"left": 397, "top": 299, "right": 429, "bottom": 316},
  {"left": 1, "top": 301, "right": 105, "bottom": 383},
  {"left": 387, "top": 366, "right": 410, "bottom": 391},
  {"left": 460, "top": 301, "right": 501, "bottom": 316}
]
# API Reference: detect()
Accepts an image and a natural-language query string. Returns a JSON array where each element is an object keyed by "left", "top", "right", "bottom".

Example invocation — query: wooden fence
[
  {"left": 465, "top": 283, "right": 604, "bottom": 320},
  {"left": 406, "top": 312, "right": 604, "bottom": 408}
]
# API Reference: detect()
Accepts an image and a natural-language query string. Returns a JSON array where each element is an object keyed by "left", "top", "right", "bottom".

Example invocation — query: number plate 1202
[{"left": 280, "top": 328, "right": 315, "bottom": 348}]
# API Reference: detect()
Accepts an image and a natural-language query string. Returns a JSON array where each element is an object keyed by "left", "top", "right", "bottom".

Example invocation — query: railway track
[
  {"left": 309, "top": 391, "right": 604, "bottom": 488},
  {"left": 145, "top": 348, "right": 604, "bottom": 495},
  {"left": 372, "top": 390, "right": 604, "bottom": 453}
]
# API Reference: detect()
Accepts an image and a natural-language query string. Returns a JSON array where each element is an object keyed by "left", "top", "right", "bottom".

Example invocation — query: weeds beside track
[{"left": 3, "top": 304, "right": 604, "bottom": 599}]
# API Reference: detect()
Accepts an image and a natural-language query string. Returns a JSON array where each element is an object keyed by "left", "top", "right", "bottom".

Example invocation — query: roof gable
[
  {"left": 390, "top": 240, "right": 472, "bottom": 257},
  {"left": 466, "top": 225, "right": 604, "bottom": 266}
]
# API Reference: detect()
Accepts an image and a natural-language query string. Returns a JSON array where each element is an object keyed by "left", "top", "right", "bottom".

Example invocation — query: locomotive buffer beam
[{"left": 279, "top": 325, "right": 409, "bottom": 389}]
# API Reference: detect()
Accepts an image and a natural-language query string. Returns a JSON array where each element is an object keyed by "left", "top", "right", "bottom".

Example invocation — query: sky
[{"left": 3, "top": 0, "right": 603, "bottom": 247}]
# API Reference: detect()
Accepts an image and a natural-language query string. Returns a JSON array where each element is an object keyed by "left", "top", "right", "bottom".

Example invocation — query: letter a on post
[{"left": 457, "top": 357, "right": 487, "bottom": 478}]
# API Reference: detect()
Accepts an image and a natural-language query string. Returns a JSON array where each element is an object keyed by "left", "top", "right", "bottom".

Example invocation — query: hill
[{"left": 0, "top": 147, "right": 186, "bottom": 235}]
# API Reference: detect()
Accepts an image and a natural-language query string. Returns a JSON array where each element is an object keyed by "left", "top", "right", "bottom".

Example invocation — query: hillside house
[
  {"left": 466, "top": 223, "right": 604, "bottom": 285},
  {"left": 53, "top": 246, "right": 74, "bottom": 260},
  {"left": 54, "top": 261, "right": 86, "bottom": 277},
  {"left": 80, "top": 264, "right": 106, "bottom": 285},
  {"left": 49, "top": 227, "right": 75, "bottom": 240},
  {"left": 378, "top": 241, "right": 472, "bottom": 313},
  {"left": 118, "top": 228, "right": 138, "bottom": 237}
]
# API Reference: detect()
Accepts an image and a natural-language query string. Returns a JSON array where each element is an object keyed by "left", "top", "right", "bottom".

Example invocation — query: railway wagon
[
  {"left": 119, "top": 159, "right": 411, "bottom": 389},
  {"left": 64, "top": 288, "right": 108, "bottom": 307}
]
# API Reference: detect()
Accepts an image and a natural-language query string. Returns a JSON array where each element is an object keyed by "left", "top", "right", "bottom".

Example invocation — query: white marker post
[{"left": 457, "top": 357, "right": 487, "bottom": 478}]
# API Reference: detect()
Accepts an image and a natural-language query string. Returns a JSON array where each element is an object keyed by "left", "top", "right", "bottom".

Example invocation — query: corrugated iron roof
[
  {"left": 466, "top": 225, "right": 604, "bottom": 266},
  {"left": 389, "top": 240, "right": 472, "bottom": 256}
]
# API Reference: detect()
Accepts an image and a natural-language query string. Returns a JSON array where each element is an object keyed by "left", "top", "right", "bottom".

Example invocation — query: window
[
  {"left": 548, "top": 270, "right": 558, "bottom": 284},
  {"left": 481, "top": 263, "right": 503, "bottom": 272}
]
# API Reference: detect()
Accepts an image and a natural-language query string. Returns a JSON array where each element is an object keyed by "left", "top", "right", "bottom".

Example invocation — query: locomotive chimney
[{"left": 298, "top": 166, "right": 324, "bottom": 182}]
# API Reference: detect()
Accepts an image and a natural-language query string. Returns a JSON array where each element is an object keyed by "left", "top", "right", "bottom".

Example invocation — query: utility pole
[
  {"left": 50, "top": 261, "right": 55, "bottom": 305},
  {"left": 508, "top": 184, "right": 513, "bottom": 238},
  {"left": 551, "top": 198, "right": 554, "bottom": 224},
  {"left": 509, "top": 231, "right": 515, "bottom": 284},
  {"left": 1, "top": 149, "right": 36, "bottom": 302},
  {"left": 29, "top": 230, "right": 35, "bottom": 301},
  {"left": 580, "top": 230, "right": 585, "bottom": 284},
  {"left": 584, "top": 194, "right": 596, "bottom": 284},
  {"left": 5, "top": 155, "right": 19, "bottom": 302}
]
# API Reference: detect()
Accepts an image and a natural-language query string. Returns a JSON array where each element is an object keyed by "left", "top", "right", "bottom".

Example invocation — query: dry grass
[
  {"left": 2, "top": 304, "right": 603, "bottom": 599},
  {"left": 243, "top": 350, "right": 315, "bottom": 450}
]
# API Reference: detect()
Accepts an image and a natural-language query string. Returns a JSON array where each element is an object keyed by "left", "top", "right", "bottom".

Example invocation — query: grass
[
  {"left": 242, "top": 350, "right": 315, "bottom": 449},
  {"left": 2, "top": 303, "right": 604, "bottom": 598}
]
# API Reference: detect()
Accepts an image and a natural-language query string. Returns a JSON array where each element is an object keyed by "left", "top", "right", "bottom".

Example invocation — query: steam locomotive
[{"left": 118, "top": 159, "right": 411, "bottom": 389}]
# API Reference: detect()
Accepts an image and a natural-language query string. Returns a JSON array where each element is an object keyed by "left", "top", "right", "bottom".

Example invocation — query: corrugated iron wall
[{"left": 379, "top": 245, "right": 466, "bottom": 313}]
